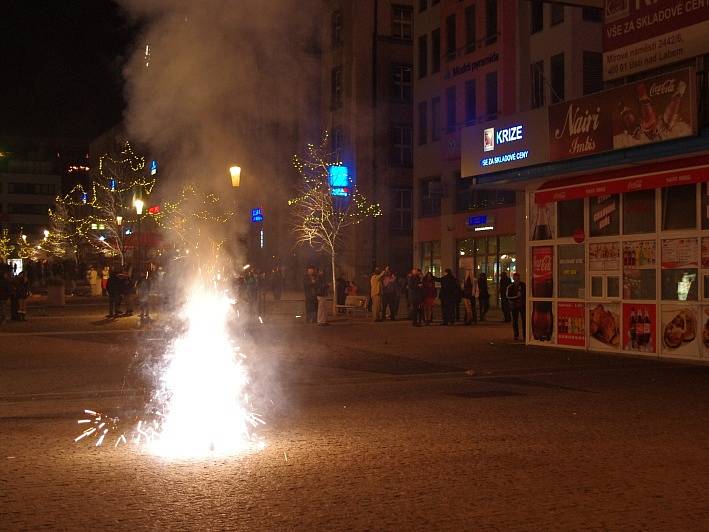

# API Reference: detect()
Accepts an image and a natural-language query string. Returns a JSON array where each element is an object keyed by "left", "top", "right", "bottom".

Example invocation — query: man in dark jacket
[
  {"left": 303, "top": 266, "right": 319, "bottom": 323},
  {"left": 499, "top": 271, "right": 512, "bottom": 323},
  {"left": 407, "top": 268, "right": 423, "bottom": 326},
  {"left": 106, "top": 269, "right": 122, "bottom": 318},
  {"left": 437, "top": 269, "right": 458, "bottom": 326},
  {"left": 507, "top": 272, "right": 526, "bottom": 340},
  {"left": 0, "top": 267, "right": 11, "bottom": 324}
]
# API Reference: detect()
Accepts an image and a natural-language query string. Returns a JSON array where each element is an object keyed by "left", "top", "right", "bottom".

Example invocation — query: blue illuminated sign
[
  {"left": 150, "top": 160, "right": 158, "bottom": 175},
  {"left": 481, "top": 150, "right": 530, "bottom": 168},
  {"left": 328, "top": 165, "right": 350, "bottom": 197},
  {"left": 251, "top": 208, "right": 264, "bottom": 223},
  {"left": 467, "top": 215, "right": 488, "bottom": 226}
]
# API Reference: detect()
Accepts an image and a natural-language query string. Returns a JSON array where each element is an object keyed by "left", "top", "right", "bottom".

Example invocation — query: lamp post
[
  {"left": 229, "top": 165, "right": 241, "bottom": 188},
  {"left": 116, "top": 216, "right": 124, "bottom": 265},
  {"left": 134, "top": 199, "right": 144, "bottom": 272}
]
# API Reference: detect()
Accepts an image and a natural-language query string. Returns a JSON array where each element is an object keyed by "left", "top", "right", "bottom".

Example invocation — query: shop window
[
  {"left": 607, "top": 277, "right": 620, "bottom": 298},
  {"left": 530, "top": 202, "right": 555, "bottom": 241},
  {"left": 661, "top": 237, "right": 698, "bottom": 301},
  {"left": 589, "top": 194, "right": 620, "bottom": 237},
  {"left": 623, "top": 240, "right": 657, "bottom": 300},
  {"left": 623, "top": 189, "right": 655, "bottom": 234},
  {"left": 558, "top": 244, "right": 585, "bottom": 298},
  {"left": 700, "top": 183, "right": 709, "bottom": 229},
  {"left": 557, "top": 198, "right": 584, "bottom": 238},
  {"left": 421, "top": 240, "right": 441, "bottom": 276},
  {"left": 662, "top": 184, "right": 696, "bottom": 230}
]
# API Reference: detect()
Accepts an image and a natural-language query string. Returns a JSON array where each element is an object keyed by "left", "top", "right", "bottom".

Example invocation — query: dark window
[
  {"left": 420, "top": 178, "right": 442, "bottom": 217},
  {"left": 392, "top": 63, "right": 412, "bottom": 102},
  {"left": 418, "top": 102, "right": 428, "bottom": 145},
  {"left": 551, "top": 3, "right": 564, "bottom": 25},
  {"left": 465, "top": 5, "right": 476, "bottom": 53},
  {"left": 331, "top": 127, "right": 344, "bottom": 155},
  {"left": 392, "top": 125, "right": 413, "bottom": 166},
  {"left": 331, "top": 10, "right": 343, "bottom": 48},
  {"left": 8, "top": 183, "right": 55, "bottom": 195},
  {"left": 623, "top": 189, "right": 655, "bottom": 234},
  {"left": 557, "top": 199, "right": 584, "bottom": 237},
  {"left": 392, "top": 5, "right": 413, "bottom": 39},
  {"left": 662, "top": 184, "right": 696, "bottom": 230},
  {"left": 485, "top": 71, "right": 497, "bottom": 119},
  {"left": 7, "top": 203, "right": 51, "bottom": 215},
  {"left": 419, "top": 0, "right": 427, "bottom": 12},
  {"left": 392, "top": 188, "right": 412, "bottom": 230},
  {"left": 418, "top": 35, "right": 428, "bottom": 78},
  {"left": 331, "top": 66, "right": 343, "bottom": 109},
  {"left": 582, "top": 7, "right": 602, "bottom": 22},
  {"left": 485, "top": 0, "right": 497, "bottom": 44},
  {"left": 431, "top": 97, "right": 441, "bottom": 141},
  {"left": 446, "top": 86, "right": 456, "bottom": 132},
  {"left": 456, "top": 180, "right": 516, "bottom": 212},
  {"left": 465, "top": 80, "right": 476, "bottom": 125},
  {"left": 551, "top": 53, "right": 564, "bottom": 103},
  {"left": 531, "top": 60, "right": 544, "bottom": 108},
  {"left": 583, "top": 51, "right": 603, "bottom": 95},
  {"left": 531, "top": 1, "right": 543, "bottom": 33},
  {"left": 431, "top": 28, "right": 441, "bottom": 73},
  {"left": 446, "top": 14, "right": 456, "bottom": 61}
]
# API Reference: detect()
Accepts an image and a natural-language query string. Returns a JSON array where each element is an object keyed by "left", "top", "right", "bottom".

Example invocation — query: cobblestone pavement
[{"left": 1, "top": 306, "right": 708, "bottom": 530}]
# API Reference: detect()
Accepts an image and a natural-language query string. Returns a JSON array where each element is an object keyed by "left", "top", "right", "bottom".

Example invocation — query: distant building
[{"left": 319, "top": 0, "right": 414, "bottom": 283}]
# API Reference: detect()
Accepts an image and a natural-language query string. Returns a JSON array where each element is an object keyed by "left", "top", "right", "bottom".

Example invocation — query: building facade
[
  {"left": 321, "top": 0, "right": 414, "bottom": 285},
  {"left": 413, "top": 0, "right": 604, "bottom": 304}
]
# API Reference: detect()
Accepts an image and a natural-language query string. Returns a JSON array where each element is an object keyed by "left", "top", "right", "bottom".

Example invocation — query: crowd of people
[{"left": 0, "top": 266, "right": 31, "bottom": 323}]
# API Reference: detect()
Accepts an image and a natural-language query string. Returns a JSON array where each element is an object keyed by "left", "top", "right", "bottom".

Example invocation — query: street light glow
[
  {"left": 229, "top": 165, "right": 241, "bottom": 188},
  {"left": 134, "top": 199, "right": 144, "bottom": 215},
  {"left": 116, "top": 216, "right": 123, "bottom": 226}
]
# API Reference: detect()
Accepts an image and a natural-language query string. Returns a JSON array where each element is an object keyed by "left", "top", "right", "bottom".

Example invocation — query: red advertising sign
[
  {"left": 604, "top": 0, "right": 709, "bottom": 80},
  {"left": 532, "top": 246, "right": 554, "bottom": 298},
  {"left": 548, "top": 68, "right": 695, "bottom": 163},
  {"left": 622, "top": 303, "right": 657, "bottom": 354},
  {"left": 557, "top": 302, "right": 585, "bottom": 347}
]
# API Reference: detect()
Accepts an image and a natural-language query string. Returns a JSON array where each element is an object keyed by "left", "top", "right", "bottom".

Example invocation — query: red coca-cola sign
[{"left": 532, "top": 246, "right": 553, "bottom": 298}]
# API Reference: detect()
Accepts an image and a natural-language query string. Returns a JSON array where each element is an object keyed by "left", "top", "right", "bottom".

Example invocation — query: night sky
[{"left": 0, "top": 1, "right": 135, "bottom": 140}]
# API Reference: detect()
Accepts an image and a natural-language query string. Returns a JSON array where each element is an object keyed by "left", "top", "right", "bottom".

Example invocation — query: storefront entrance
[{"left": 457, "top": 235, "right": 516, "bottom": 306}]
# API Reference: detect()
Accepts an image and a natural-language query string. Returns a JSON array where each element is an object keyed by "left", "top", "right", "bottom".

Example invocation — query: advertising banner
[
  {"left": 532, "top": 246, "right": 554, "bottom": 298},
  {"left": 604, "top": 0, "right": 709, "bottom": 80},
  {"left": 661, "top": 237, "right": 698, "bottom": 268},
  {"left": 622, "top": 303, "right": 657, "bottom": 354},
  {"left": 548, "top": 68, "right": 695, "bottom": 163},
  {"left": 661, "top": 304, "right": 699, "bottom": 357},
  {"left": 588, "top": 302, "right": 621, "bottom": 351},
  {"left": 589, "top": 242, "right": 621, "bottom": 271},
  {"left": 461, "top": 108, "right": 550, "bottom": 178},
  {"left": 531, "top": 301, "right": 555, "bottom": 343},
  {"left": 557, "top": 302, "right": 585, "bottom": 347}
]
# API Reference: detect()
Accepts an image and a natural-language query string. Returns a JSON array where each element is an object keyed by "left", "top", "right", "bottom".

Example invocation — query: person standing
[
  {"left": 0, "top": 268, "right": 10, "bottom": 324},
  {"left": 407, "top": 268, "right": 423, "bottom": 326},
  {"left": 316, "top": 269, "right": 329, "bottom": 325},
  {"left": 499, "top": 271, "right": 512, "bottom": 323},
  {"left": 507, "top": 272, "right": 527, "bottom": 340},
  {"left": 137, "top": 267, "right": 152, "bottom": 323},
  {"left": 381, "top": 269, "right": 398, "bottom": 321},
  {"left": 15, "top": 271, "right": 30, "bottom": 321},
  {"left": 106, "top": 269, "right": 122, "bottom": 318},
  {"left": 422, "top": 272, "right": 437, "bottom": 324},
  {"left": 462, "top": 272, "right": 478, "bottom": 325},
  {"left": 87, "top": 265, "right": 101, "bottom": 297},
  {"left": 270, "top": 267, "right": 283, "bottom": 301},
  {"left": 303, "top": 266, "right": 318, "bottom": 323},
  {"left": 101, "top": 266, "right": 110, "bottom": 296},
  {"left": 370, "top": 267, "right": 387, "bottom": 322},
  {"left": 437, "top": 269, "right": 458, "bottom": 326},
  {"left": 335, "top": 274, "right": 347, "bottom": 314},
  {"left": 477, "top": 273, "right": 490, "bottom": 321}
]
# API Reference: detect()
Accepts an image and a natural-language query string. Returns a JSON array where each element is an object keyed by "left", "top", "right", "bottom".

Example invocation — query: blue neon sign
[
  {"left": 150, "top": 160, "right": 158, "bottom": 175},
  {"left": 481, "top": 150, "right": 530, "bottom": 168},
  {"left": 467, "top": 215, "right": 488, "bottom": 226},
  {"left": 251, "top": 207, "right": 264, "bottom": 223},
  {"left": 328, "top": 165, "right": 350, "bottom": 197}
]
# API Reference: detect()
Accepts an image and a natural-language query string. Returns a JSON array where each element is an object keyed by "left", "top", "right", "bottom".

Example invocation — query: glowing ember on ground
[{"left": 75, "top": 277, "right": 265, "bottom": 459}]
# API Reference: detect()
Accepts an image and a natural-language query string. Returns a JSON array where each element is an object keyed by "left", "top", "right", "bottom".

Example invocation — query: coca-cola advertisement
[
  {"left": 557, "top": 302, "right": 585, "bottom": 347},
  {"left": 529, "top": 201, "right": 555, "bottom": 241},
  {"left": 622, "top": 303, "right": 656, "bottom": 354},
  {"left": 548, "top": 68, "right": 696, "bottom": 162},
  {"left": 532, "top": 246, "right": 554, "bottom": 298},
  {"left": 532, "top": 301, "right": 554, "bottom": 343}
]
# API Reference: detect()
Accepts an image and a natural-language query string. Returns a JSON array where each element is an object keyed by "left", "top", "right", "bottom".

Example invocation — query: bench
[{"left": 336, "top": 295, "right": 368, "bottom": 316}]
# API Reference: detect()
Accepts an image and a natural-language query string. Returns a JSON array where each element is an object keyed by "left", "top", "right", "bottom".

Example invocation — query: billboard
[
  {"left": 604, "top": 0, "right": 709, "bottom": 80},
  {"left": 548, "top": 68, "right": 695, "bottom": 162},
  {"left": 461, "top": 108, "right": 549, "bottom": 178}
]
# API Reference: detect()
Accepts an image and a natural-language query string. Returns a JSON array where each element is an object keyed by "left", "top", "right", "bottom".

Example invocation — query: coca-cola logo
[
  {"left": 649, "top": 79, "right": 676, "bottom": 97},
  {"left": 534, "top": 253, "right": 552, "bottom": 273}
]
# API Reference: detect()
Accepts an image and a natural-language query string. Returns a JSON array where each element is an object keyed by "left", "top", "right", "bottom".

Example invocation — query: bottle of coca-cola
[
  {"left": 629, "top": 309, "right": 637, "bottom": 349},
  {"left": 636, "top": 83, "right": 658, "bottom": 140},
  {"left": 532, "top": 248, "right": 553, "bottom": 298},
  {"left": 532, "top": 204, "right": 553, "bottom": 241},
  {"left": 642, "top": 310, "right": 651, "bottom": 349},
  {"left": 661, "top": 80, "right": 687, "bottom": 132},
  {"left": 532, "top": 302, "right": 553, "bottom": 341}
]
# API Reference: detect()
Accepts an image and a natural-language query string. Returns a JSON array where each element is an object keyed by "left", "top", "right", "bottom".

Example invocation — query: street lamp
[
  {"left": 229, "top": 165, "right": 242, "bottom": 188},
  {"left": 43, "top": 229, "right": 49, "bottom": 240},
  {"left": 134, "top": 199, "right": 144, "bottom": 271},
  {"left": 21, "top": 234, "right": 27, "bottom": 243},
  {"left": 116, "top": 215, "right": 123, "bottom": 226}
]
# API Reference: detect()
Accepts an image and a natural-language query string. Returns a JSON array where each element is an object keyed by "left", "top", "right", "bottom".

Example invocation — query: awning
[{"left": 534, "top": 154, "right": 709, "bottom": 204}]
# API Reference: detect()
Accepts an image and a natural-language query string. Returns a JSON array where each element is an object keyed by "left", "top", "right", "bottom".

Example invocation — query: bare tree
[
  {"left": 0, "top": 229, "right": 14, "bottom": 262},
  {"left": 289, "top": 134, "right": 381, "bottom": 313}
]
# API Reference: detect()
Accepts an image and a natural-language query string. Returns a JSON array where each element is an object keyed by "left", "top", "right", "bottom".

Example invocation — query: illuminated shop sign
[
  {"left": 481, "top": 150, "right": 530, "bottom": 168},
  {"left": 150, "top": 160, "right": 158, "bottom": 175},
  {"left": 251, "top": 208, "right": 264, "bottom": 223},
  {"left": 328, "top": 165, "right": 350, "bottom": 197},
  {"left": 483, "top": 125, "right": 524, "bottom": 152},
  {"left": 467, "top": 214, "right": 495, "bottom": 231}
]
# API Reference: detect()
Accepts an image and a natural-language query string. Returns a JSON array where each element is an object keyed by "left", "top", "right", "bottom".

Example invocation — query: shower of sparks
[{"left": 75, "top": 276, "right": 265, "bottom": 460}]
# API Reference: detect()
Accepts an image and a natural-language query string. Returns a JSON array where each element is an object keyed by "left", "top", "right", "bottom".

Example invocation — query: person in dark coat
[
  {"left": 507, "top": 272, "right": 526, "bottom": 340},
  {"left": 303, "top": 266, "right": 318, "bottom": 323},
  {"left": 15, "top": 271, "right": 31, "bottom": 321},
  {"left": 407, "top": 268, "right": 423, "bottom": 326},
  {"left": 462, "top": 272, "right": 477, "bottom": 325},
  {"left": 436, "top": 269, "right": 458, "bottom": 325},
  {"left": 106, "top": 269, "right": 123, "bottom": 318},
  {"left": 0, "top": 267, "right": 12, "bottom": 324},
  {"left": 477, "top": 273, "right": 490, "bottom": 321},
  {"left": 335, "top": 274, "right": 347, "bottom": 313},
  {"left": 499, "top": 271, "right": 512, "bottom": 323}
]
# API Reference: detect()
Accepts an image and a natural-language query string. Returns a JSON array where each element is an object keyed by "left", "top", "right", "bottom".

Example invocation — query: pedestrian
[
  {"left": 303, "top": 266, "right": 318, "bottom": 323},
  {"left": 381, "top": 269, "right": 398, "bottom": 321},
  {"left": 407, "top": 268, "right": 424, "bottom": 326},
  {"left": 316, "top": 269, "right": 329, "bottom": 326},
  {"left": 370, "top": 267, "right": 387, "bottom": 322},
  {"left": 136, "top": 267, "right": 152, "bottom": 322},
  {"left": 345, "top": 280, "right": 358, "bottom": 296},
  {"left": 101, "top": 266, "right": 110, "bottom": 296},
  {"left": 0, "top": 267, "right": 10, "bottom": 324},
  {"left": 120, "top": 269, "right": 135, "bottom": 316},
  {"left": 422, "top": 272, "right": 437, "bottom": 324},
  {"left": 335, "top": 274, "right": 347, "bottom": 314},
  {"left": 270, "top": 267, "right": 283, "bottom": 301},
  {"left": 477, "top": 273, "right": 490, "bottom": 321},
  {"left": 507, "top": 272, "right": 527, "bottom": 340},
  {"left": 499, "top": 271, "right": 512, "bottom": 323},
  {"left": 9, "top": 273, "right": 20, "bottom": 321},
  {"left": 87, "top": 265, "right": 101, "bottom": 297},
  {"left": 437, "top": 268, "right": 458, "bottom": 325},
  {"left": 106, "top": 269, "right": 122, "bottom": 318},
  {"left": 462, "top": 272, "right": 478, "bottom": 325},
  {"left": 15, "top": 271, "right": 30, "bottom": 321}
]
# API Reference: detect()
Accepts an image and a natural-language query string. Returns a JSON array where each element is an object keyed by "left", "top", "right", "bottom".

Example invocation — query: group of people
[
  {"left": 104, "top": 264, "right": 156, "bottom": 321},
  {"left": 0, "top": 266, "right": 31, "bottom": 323},
  {"left": 303, "top": 266, "right": 329, "bottom": 324}
]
